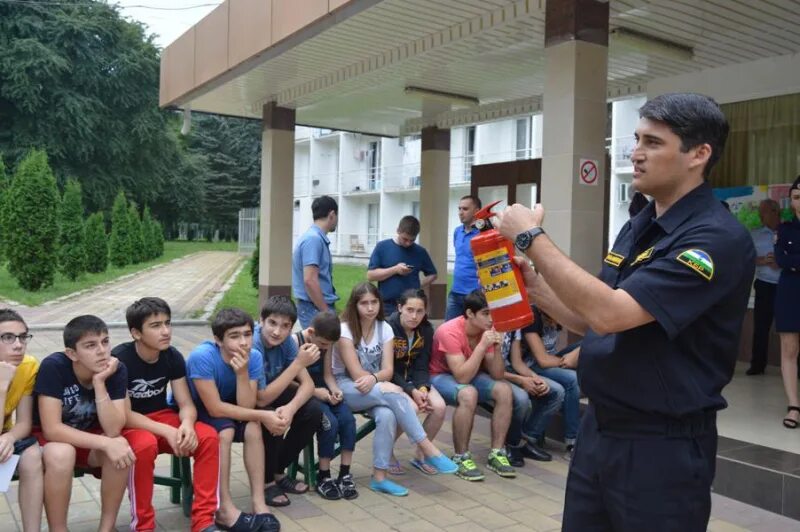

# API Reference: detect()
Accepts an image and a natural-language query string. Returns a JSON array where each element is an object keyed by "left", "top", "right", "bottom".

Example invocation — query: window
[{"left": 516, "top": 117, "right": 531, "bottom": 159}]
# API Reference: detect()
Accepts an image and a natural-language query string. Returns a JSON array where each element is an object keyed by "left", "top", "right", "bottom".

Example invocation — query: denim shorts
[{"left": 430, "top": 372, "right": 498, "bottom": 405}]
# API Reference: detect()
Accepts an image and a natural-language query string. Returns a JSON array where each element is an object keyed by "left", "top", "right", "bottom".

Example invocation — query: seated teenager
[
  {"left": 520, "top": 306, "right": 581, "bottom": 455},
  {"left": 293, "top": 311, "right": 358, "bottom": 501},
  {"left": 252, "top": 296, "right": 322, "bottom": 507},
  {"left": 187, "top": 308, "right": 280, "bottom": 532},
  {"left": 0, "top": 309, "right": 43, "bottom": 532},
  {"left": 500, "top": 330, "right": 563, "bottom": 464},
  {"left": 386, "top": 289, "right": 447, "bottom": 475},
  {"left": 33, "top": 315, "right": 135, "bottom": 532},
  {"left": 113, "top": 297, "right": 220, "bottom": 532},
  {"left": 333, "top": 282, "right": 457, "bottom": 496},
  {"left": 429, "top": 289, "right": 516, "bottom": 481}
]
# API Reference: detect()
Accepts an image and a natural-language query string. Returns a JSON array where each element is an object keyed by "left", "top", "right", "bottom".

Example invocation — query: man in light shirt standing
[{"left": 747, "top": 198, "right": 782, "bottom": 375}]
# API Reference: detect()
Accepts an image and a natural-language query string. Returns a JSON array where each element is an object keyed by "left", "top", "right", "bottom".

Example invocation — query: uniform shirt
[
  {"left": 581, "top": 182, "right": 755, "bottom": 418},
  {"left": 252, "top": 324, "right": 298, "bottom": 388},
  {"left": 429, "top": 316, "right": 494, "bottom": 375},
  {"left": 112, "top": 342, "right": 186, "bottom": 415},
  {"left": 775, "top": 217, "right": 800, "bottom": 273},
  {"left": 751, "top": 226, "right": 780, "bottom": 284},
  {"left": 2, "top": 355, "right": 39, "bottom": 432},
  {"left": 186, "top": 341, "right": 264, "bottom": 413},
  {"left": 451, "top": 225, "right": 480, "bottom": 295},
  {"left": 292, "top": 225, "right": 338, "bottom": 305},
  {"left": 368, "top": 239, "right": 437, "bottom": 304},
  {"left": 33, "top": 352, "right": 128, "bottom": 431},
  {"left": 331, "top": 321, "right": 393, "bottom": 377}
]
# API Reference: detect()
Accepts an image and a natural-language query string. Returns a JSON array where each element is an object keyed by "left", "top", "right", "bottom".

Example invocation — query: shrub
[
  {"left": 153, "top": 220, "right": 165, "bottom": 256},
  {"left": 5, "top": 149, "right": 60, "bottom": 291},
  {"left": 141, "top": 206, "right": 157, "bottom": 260},
  {"left": 84, "top": 212, "right": 109, "bottom": 273},
  {"left": 109, "top": 191, "right": 131, "bottom": 267},
  {"left": 128, "top": 202, "right": 146, "bottom": 264},
  {"left": 58, "top": 179, "right": 86, "bottom": 280},
  {"left": 250, "top": 232, "right": 259, "bottom": 289},
  {"left": 0, "top": 155, "right": 7, "bottom": 263}
]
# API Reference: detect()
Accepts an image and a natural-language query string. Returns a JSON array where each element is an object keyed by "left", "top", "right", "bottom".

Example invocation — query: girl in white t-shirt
[{"left": 332, "top": 282, "right": 456, "bottom": 496}]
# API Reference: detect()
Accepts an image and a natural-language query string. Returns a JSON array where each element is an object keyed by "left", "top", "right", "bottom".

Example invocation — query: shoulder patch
[
  {"left": 631, "top": 246, "right": 654, "bottom": 266},
  {"left": 676, "top": 249, "right": 714, "bottom": 281},
  {"left": 604, "top": 251, "right": 625, "bottom": 268}
]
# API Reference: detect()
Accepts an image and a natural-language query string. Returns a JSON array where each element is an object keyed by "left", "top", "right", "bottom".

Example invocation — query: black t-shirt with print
[
  {"left": 112, "top": 341, "right": 186, "bottom": 415},
  {"left": 33, "top": 352, "right": 128, "bottom": 430}
]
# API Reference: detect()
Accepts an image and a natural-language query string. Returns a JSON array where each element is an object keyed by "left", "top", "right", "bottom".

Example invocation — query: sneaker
[
  {"left": 452, "top": 452, "right": 485, "bottom": 481},
  {"left": 424, "top": 454, "right": 458, "bottom": 474},
  {"left": 337, "top": 473, "right": 359, "bottom": 500},
  {"left": 505, "top": 445, "right": 525, "bottom": 468},
  {"left": 487, "top": 448, "right": 516, "bottom": 478},
  {"left": 369, "top": 477, "right": 408, "bottom": 496},
  {"left": 316, "top": 476, "right": 341, "bottom": 500}
]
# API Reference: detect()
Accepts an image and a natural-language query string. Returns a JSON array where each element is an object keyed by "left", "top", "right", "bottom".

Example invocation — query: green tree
[
  {"left": 0, "top": 154, "right": 7, "bottom": 263},
  {"left": 5, "top": 149, "right": 60, "bottom": 290},
  {"left": 141, "top": 205, "right": 157, "bottom": 260},
  {"left": 251, "top": 233, "right": 260, "bottom": 289},
  {"left": 128, "top": 202, "right": 146, "bottom": 264},
  {"left": 58, "top": 179, "right": 86, "bottom": 280},
  {"left": 152, "top": 220, "right": 165, "bottom": 257},
  {"left": 109, "top": 191, "right": 131, "bottom": 267},
  {"left": 84, "top": 212, "right": 108, "bottom": 273}
]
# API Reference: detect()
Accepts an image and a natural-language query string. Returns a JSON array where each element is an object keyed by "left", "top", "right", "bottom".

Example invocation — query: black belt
[{"left": 592, "top": 404, "right": 716, "bottom": 438}]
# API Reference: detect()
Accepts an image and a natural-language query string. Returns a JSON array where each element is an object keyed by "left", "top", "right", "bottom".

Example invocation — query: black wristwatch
[{"left": 515, "top": 227, "right": 545, "bottom": 251}]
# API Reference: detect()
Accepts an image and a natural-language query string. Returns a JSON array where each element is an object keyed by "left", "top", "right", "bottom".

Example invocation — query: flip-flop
[
  {"left": 388, "top": 458, "right": 406, "bottom": 475},
  {"left": 410, "top": 458, "right": 438, "bottom": 475},
  {"left": 215, "top": 512, "right": 276, "bottom": 532},
  {"left": 277, "top": 475, "right": 309, "bottom": 494},
  {"left": 264, "top": 483, "right": 290, "bottom": 507}
]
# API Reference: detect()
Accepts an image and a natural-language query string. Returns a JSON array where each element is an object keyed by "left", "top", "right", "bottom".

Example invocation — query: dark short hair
[
  {"left": 211, "top": 308, "right": 254, "bottom": 339},
  {"left": 460, "top": 195, "right": 482, "bottom": 209},
  {"left": 397, "top": 215, "right": 420, "bottom": 237},
  {"left": 638, "top": 93, "right": 729, "bottom": 178},
  {"left": 312, "top": 195, "right": 338, "bottom": 220},
  {"left": 260, "top": 295, "right": 297, "bottom": 323},
  {"left": 463, "top": 289, "right": 488, "bottom": 317},
  {"left": 126, "top": 297, "right": 172, "bottom": 332},
  {"left": 397, "top": 288, "right": 427, "bottom": 308},
  {"left": 64, "top": 315, "right": 108, "bottom": 350},
  {"left": 790, "top": 175, "right": 800, "bottom": 193},
  {"left": 0, "top": 308, "right": 27, "bottom": 331},
  {"left": 311, "top": 311, "right": 341, "bottom": 342}
]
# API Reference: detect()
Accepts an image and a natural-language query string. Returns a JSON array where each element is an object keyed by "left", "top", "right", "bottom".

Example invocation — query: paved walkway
[
  {"left": 10, "top": 251, "right": 242, "bottom": 326},
  {"left": 4, "top": 326, "right": 799, "bottom": 532}
]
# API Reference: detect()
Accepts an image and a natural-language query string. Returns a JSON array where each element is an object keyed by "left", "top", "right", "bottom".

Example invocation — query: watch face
[{"left": 516, "top": 231, "right": 532, "bottom": 250}]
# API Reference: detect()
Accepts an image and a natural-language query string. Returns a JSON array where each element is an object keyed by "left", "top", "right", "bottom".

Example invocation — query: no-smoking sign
[{"left": 579, "top": 158, "right": 599, "bottom": 186}]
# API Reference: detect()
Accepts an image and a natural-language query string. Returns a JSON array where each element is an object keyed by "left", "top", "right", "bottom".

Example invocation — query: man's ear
[
  {"left": 131, "top": 328, "right": 142, "bottom": 341},
  {"left": 689, "top": 143, "right": 712, "bottom": 174},
  {"left": 64, "top": 348, "right": 79, "bottom": 362}
]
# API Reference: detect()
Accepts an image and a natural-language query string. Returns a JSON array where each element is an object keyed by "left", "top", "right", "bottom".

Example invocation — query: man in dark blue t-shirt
[{"left": 368, "top": 215, "right": 437, "bottom": 315}]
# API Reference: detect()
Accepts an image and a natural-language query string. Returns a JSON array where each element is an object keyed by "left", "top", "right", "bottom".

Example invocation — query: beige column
[
  {"left": 541, "top": 0, "right": 609, "bottom": 273},
  {"left": 258, "top": 102, "right": 295, "bottom": 310},
  {"left": 419, "top": 126, "right": 450, "bottom": 320}
]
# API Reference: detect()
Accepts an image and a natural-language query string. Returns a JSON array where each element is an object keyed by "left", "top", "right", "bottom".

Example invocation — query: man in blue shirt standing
[
  {"left": 445, "top": 195, "right": 482, "bottom": 321},
  {"left": 747, "top": 198, "right": 782, "bottom": 375},
  {"left": 367, "top": 215, "right": 437, "bottom": 315},
  {"left": 293, "top": 196, "right": 339, "bottom": 328}
]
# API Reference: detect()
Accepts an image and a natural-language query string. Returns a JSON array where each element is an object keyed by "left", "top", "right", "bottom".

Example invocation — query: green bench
[{"left": 287, "top": 414, "right": 376, "bottom": 489}]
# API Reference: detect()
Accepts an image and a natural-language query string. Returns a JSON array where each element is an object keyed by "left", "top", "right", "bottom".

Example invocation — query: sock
[
  {"left": 338, "top": 464, "right": 351, "bottom": 479},
  {"left": 318, "top": 468, "right": 331, "bottom": 481}
]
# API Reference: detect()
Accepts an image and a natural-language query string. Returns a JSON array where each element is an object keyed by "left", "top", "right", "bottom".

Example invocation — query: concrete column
[
  {"left": 541, "top": 0, "right": 609, "bottom": 273},
  {"left": 258, "top": 102, "right": 295, "bottom": 310},
  {"left": 419, "top": 126, "right": 450, "bottom": 320}
]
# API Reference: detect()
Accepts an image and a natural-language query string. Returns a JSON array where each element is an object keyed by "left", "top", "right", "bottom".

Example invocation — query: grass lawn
[
  {"left": 215, "top": 261, "right": 453, "bottom": 319},
  {"left": 0, "top": 240, "right": 237, "bottom": 307}
]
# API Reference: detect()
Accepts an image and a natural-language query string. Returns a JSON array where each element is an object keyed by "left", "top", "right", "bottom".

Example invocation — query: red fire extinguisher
[{"left": 469, "top": 200, "right": 534, "bottom": 332}]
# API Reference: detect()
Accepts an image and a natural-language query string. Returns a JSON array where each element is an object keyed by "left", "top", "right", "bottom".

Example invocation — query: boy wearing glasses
[{"left": 0, "top": 308, "right": 43, "bottom": 532}]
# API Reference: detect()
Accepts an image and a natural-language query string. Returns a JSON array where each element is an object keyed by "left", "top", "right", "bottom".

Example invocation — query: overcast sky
[{"left": 114, "top": 0, "right": 223, "bottom": 49}]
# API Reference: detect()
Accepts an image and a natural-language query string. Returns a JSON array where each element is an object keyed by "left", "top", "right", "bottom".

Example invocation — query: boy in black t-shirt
[
  {"left": 33, "top": 315, "right": 135, "bottom": 532},
  {"left": 113, "top": 297, "right": 220, "bottom": 532}
]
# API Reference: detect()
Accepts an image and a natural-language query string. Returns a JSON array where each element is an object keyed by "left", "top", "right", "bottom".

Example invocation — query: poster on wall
[{"left": 713, "top": 183, "right": 795, "bottom": 230}]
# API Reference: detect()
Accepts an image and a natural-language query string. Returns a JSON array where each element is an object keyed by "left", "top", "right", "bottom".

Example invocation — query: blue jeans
[
  {"left": 515, "top": 377, "right": 565, "bottom": 442},
  {"left": 444, "top": 291, "right": 467, "bottom": 322},
  {"left": 317, "top": 401, "right": 357, "bottom": 459},
  {"left": 336, "top": 377, "right": 427, "bottom": 470},
  {"left": 297, "top": 299, "right": 335, "bottom": 328},
  {"left": 529, "top": 364, "right": 580, "bottom": 440}
]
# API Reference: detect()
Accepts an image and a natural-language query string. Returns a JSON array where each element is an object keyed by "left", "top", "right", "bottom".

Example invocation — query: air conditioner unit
[{"left": 618, "top": 182, "right": 633, "bottom": 203}]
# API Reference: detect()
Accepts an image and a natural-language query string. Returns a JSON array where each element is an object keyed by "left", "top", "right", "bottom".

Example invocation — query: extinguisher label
[{"left": 475, "top": 248, "right": 523, "bottom": 309}]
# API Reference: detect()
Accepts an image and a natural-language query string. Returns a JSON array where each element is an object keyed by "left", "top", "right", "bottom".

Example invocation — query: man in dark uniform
[{"left": 495, "top": 92, "right": 755, "bottom": 531}]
